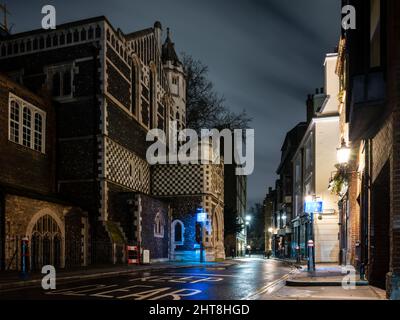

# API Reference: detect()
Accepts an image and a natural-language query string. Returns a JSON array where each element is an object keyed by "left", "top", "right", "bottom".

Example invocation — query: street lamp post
[
  {"left": 305, "top": 195, "right": 316, "bottom": 272},
  {"left": 307, "top": 212, "right": 315, "bottom": 271},
  {"left": 245, "top": 215, "right": 252, "bottom": 257}
]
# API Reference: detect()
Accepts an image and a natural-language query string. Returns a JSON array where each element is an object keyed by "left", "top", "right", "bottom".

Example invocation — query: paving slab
[{"left": 268, "top": 284, "right": 387, "bottom": 300}]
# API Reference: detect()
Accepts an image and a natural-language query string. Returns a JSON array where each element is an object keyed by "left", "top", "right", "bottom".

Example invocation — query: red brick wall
[
  {"left": 348, "top": 170, "right": 361, "bottom": 266},
  {"left": 388, "top": 0, "right": 400, "bottom": 275}
]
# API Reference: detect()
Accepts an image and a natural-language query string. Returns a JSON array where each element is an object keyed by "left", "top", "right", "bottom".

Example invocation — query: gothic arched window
[
  {"left": 154, "top": 212, "right": 165, "bottom": 238},
  {"left": 30, "top": 214, "right": 62, "bottom": 271}
]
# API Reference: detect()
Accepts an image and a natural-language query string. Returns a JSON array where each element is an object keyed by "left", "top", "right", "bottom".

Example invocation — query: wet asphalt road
[{"left": 0, "top": 258, "right": 293, "bottom": 300}]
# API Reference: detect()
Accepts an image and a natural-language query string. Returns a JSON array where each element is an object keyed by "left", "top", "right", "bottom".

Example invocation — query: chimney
[
  {"left": 306, "top": 94, "right": 314, "bottom": 124},
  {"left": 154, "top": 21, "right": 162, "bottom": 51}
]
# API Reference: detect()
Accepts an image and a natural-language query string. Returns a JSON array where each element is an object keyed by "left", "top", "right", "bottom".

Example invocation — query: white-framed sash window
[{"left": 8, "top": 93, "right": 46, "bottom": 153}]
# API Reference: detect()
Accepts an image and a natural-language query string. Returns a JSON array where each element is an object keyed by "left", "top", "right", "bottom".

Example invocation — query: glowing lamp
[{"left": 337, "top": 138, "right": 351, "bottom": 165}]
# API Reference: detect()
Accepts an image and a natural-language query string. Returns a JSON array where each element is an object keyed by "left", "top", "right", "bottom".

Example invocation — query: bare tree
[{"left": 182, "top": 53, "right": 251, "bottom": 132}]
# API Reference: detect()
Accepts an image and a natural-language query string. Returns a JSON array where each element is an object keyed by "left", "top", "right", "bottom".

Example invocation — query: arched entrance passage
[{"left": 27, "top": 212, "right": 64, "bottom": 271}]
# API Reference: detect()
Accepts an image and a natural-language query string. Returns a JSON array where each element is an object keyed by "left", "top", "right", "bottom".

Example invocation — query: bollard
[
  {"left": 296, "top": 246, "right": 301, "bottom": 263},
  {"left": 360, "top": 262, "right": 366, "bottom": 281},
  {"left": 20, "top": 237, "right": 29, "bottom": 280}
]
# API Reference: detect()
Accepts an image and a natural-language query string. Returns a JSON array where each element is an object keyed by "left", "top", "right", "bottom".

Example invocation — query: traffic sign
[{"left": 304, "top": 201, "right": 323, "bottom": 213}]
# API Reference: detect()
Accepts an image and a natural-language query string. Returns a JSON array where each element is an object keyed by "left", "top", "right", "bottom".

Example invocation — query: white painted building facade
[{"left": 292, "top": 53, "right": 340, "bottom": 263}]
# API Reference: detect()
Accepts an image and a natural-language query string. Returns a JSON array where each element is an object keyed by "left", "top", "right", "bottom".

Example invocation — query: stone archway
[{"left": 26, "top": 209, "right": 65, "bottom": 270}]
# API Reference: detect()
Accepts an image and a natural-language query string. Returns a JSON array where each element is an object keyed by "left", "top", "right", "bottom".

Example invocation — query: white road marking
[
  {"left": 91, "top": 285, "right": 153, "bottom": 298},
  {"left": 165, "top": 273, "right": 240, "bottom": 278},
  {"left": 45, "top": 284, "right": 106, "bottom": 295}
]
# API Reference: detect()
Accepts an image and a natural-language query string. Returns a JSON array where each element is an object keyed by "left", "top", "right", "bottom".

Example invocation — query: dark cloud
[{"left": 5, "top": 0, "right": 341, "bottom": 209}]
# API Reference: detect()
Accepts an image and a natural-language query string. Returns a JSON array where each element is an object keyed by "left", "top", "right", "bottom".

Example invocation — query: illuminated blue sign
[
  {"left": 196, "top": 208, "right": 207, "bottom": 222},
  {"left": 304, "top": 201, "right": 323, "bottom": 213}
]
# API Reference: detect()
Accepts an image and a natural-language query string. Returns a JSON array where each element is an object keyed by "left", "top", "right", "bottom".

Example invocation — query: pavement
[
  {"left": 286, "top": 263, "right": 370, "bottom": 286},
  {"left": 259, "top": 260, "right": 388, "bottom": 300}
]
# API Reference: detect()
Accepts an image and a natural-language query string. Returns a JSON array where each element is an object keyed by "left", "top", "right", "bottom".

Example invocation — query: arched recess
[
  {"left": 171, "top": 219, "right": 185, "bottom": 246},
  {"left": 212, "top": 206, "right": 224, "bottom": 248},
  {"left": 154, "top": 211, "right": 165, "bottom": 238},
  {"left": 26, "top": 209, "right": 65, "bottom": 270}
]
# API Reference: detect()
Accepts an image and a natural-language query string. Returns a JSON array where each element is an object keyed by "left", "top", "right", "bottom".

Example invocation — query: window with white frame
[
  {"left": 154, "top": 211, "right": 165, "bottom": 238},
  {"left": 8, "top": 93, "right": 46, "bottom": 153},
  {"left": 46, "top": 64, "right": 73, "bottom": 98}
]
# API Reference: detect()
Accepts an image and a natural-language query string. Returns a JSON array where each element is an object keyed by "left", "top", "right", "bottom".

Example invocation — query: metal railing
[{"left": 3, "top": 236, "right": 127, "bottom": 271}]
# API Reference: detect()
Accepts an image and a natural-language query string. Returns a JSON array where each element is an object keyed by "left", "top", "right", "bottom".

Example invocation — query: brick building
[
  {"left": 0, "top": 16, "right": 225, "bottom": 268},
  {"left": 336, "top": 0, "right": 400, "bottom": 298},
  {"left": 0, "top": 73, "right": 88, "bottom": 270},
  {"left": 274, "top": 122, "right": 307, "bottom": 258},
  {"left": 224, "top": 162, "right": 247, "bottom": 258},
  {"left": 263, "top": 187, "right": 276, "bottom": 254}
]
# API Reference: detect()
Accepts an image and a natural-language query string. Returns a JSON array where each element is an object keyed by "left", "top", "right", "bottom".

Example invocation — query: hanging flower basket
[{"left": 329, "top": 167, "right": 349, "bottom": 197}]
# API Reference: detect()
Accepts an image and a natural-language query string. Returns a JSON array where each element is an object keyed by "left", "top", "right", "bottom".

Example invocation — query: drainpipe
[
  {"left": 0, "top": 191, "right": 4, "bottom": 271},
  {"left": 362, "top": 139, "right": 371, "bottom": 277}
]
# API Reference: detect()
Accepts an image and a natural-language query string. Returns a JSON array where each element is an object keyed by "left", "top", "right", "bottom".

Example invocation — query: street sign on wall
[
  {"left": 196, "top": 208, "right": 207, "bottom": 222},
  {"left": 304, "top": 201, "right": 323, "bottom": 213}
]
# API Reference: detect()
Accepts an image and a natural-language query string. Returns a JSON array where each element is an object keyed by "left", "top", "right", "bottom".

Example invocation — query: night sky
[{"left": 4, "top": 0, "right": 341, "bottom": 208}]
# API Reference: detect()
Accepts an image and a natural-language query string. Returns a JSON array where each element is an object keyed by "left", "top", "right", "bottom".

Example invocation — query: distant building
[
  {"left": 224, "top": 162, "right": 247, "bottom": 257},
  {"left": 263, "top": 187, "right": 276, "bottom": 254},
  {"left": 273, "top": 122, "right": 307, "bottom": 258}
]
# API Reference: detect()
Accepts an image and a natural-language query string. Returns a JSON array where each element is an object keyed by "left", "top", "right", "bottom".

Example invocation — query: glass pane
[
  {"left": 22, "top": 107, "right": 32, "bottom": 147},
  {"left": 52, "top": 72, "right": 61, "bottom": 96},
  {"left": 34, "top": 113, "right": 43, "bottom": 151},
  {"left": 63, "top": 70, "right": 72, "bottom": 96},
  {"left": 175, "top": 223, "right": 182, "bottom": 242}
]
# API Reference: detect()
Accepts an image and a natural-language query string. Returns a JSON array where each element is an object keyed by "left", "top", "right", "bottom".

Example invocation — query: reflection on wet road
[{"left": 0, "top": 257, "right": 294, "bottom": 300}]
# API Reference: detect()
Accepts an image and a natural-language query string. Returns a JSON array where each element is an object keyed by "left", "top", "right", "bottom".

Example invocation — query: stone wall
[
  {"left": 4, "top": 194, "right": 87, "bottom": 270},
  {"left": 170, "top": 196, "right": 202, "bottom": 261},
  {"left": 139, "top": 194, "right": 170, "bottom": 261}
]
